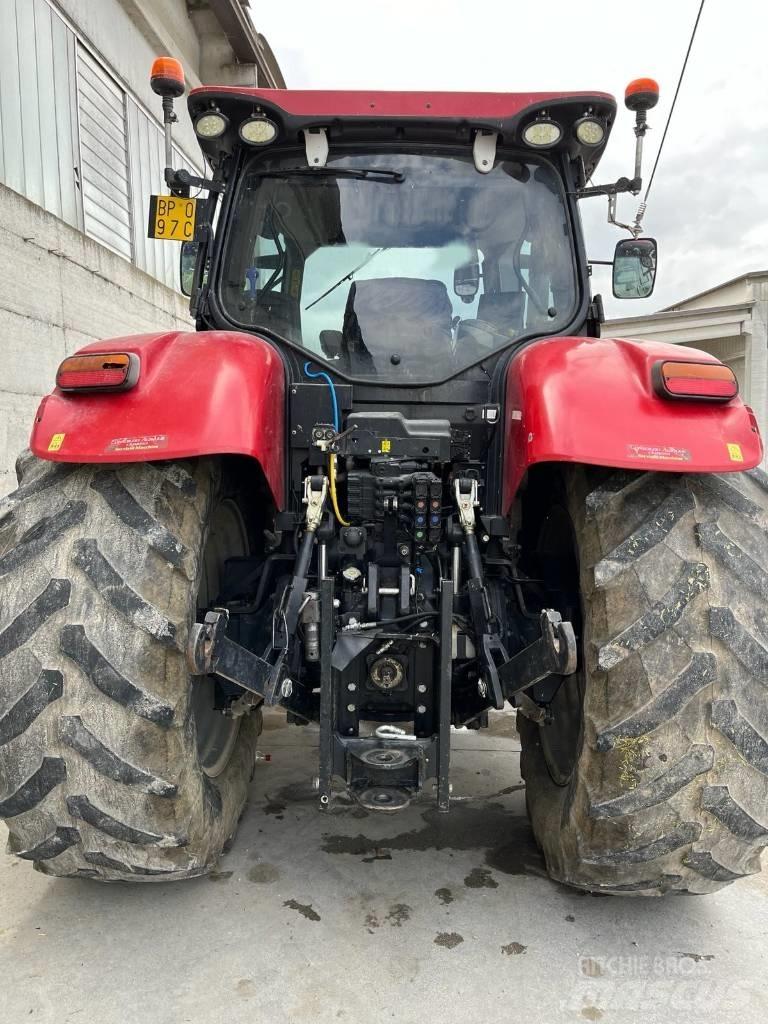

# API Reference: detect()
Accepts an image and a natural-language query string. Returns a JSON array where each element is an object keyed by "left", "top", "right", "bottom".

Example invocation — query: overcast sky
[{"left": 251, "top": 0, "right": 768, "bottom": 319}]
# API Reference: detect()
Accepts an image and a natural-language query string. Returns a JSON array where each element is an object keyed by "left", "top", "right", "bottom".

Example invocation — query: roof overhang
[
  {"left": 188, "top": 87, "right": 616, "bottom": 176},
  {"left": 205, "top": 0, "right": 286, "bottom": 88}
]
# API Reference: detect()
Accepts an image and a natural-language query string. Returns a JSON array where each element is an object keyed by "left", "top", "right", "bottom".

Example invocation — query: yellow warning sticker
[
  {"left": 48, "top": 433, "right": 65, "bottom": 452},
  {"left": 380, "top": 439, "right": 391, "bottom": 453},
  {"left": 727, "top": 443, "right": 744, "bottom": 462}
]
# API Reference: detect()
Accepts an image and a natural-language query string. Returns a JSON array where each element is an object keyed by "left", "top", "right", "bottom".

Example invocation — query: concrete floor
[{"left": 1, "top": 711, "right": 767, "bottom": 1024}]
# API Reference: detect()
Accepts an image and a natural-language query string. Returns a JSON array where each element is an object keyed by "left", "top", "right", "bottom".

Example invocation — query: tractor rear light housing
[
  {"left": 653, "top": 360, "right": 738, "bottom": 402},
  {"left": 56, "top": 353, "right": 139, "bottom": 393}
]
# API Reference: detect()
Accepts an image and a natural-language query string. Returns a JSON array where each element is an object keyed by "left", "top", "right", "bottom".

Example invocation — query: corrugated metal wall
[
  {"left": 77, "top": 45, "right": 133, "bottom": 260},
  {"left": 0, "top": 0, "right": 203, "bottom": 290},
  {"left": 0, "top": 0, "right": 81, "bottom": 229}
]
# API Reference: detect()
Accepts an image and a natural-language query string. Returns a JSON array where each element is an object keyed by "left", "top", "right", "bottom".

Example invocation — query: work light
[
  {"left": 239, "top": 116, "right": 278, "bottom": 145},
  {"left": 574, "top": 116, "right": 605, "bottom": 147},
  {"left": 522, "top": 118, "right": 562, "bottom": 149},
  {"left": 194, "top": 111, "right": 228, "bottom": 140}
]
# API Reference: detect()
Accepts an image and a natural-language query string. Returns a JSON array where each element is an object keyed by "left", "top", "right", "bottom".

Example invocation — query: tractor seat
[
  {"left": 341, "top": 277, "right": 454, "bottom": 376},
  {"left": 456, "top": 290, "right": 525, "bottom": 357},
  {"left": 476, "top": 290, "right": 524, "bottom": 332}
]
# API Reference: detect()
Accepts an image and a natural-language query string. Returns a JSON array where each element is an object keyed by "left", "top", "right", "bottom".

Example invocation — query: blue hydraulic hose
[{"left": 303, "top": 361, "right": 340, "bottom": 432}]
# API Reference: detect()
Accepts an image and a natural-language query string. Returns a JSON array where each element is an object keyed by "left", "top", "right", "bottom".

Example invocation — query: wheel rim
[
  {"left": 192, "top": 497, "right": 247, "bottom": 778},
  {"left": 534, "top": 506, "right": 585, "bottom": 788}
]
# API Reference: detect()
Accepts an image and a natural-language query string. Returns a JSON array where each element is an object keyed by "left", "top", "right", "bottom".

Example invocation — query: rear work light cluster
[
  {"left": 653, "top": 360, "right": 738, "bottom": 402},
  {"left": 56, "top": 353, "right": 139, "bottom": 393}
]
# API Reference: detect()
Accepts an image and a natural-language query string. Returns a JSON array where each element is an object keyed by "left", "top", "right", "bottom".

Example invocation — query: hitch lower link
[
  {"left": 452, "top": 478, "right": 578, "bottom": 714},
  {"left": 187, "top": 476, "right": 330, "bottom": 705}
]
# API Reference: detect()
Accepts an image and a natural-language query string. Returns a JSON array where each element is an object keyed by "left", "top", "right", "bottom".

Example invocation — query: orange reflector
[
  {"left": 653, "top": 360, "right": 738, "bottom": 402},
  {"left": 56, "top": 353, "right": 139, "bottom": 392},
  {"left": 150, "top": 57, "right": 185, "bottom": 98}
]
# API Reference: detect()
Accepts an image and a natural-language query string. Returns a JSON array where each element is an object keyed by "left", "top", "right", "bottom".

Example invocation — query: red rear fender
[
  {"left": 30, "top": 330, "right": 286, "bottom": 507},
  {"left": 503, "top": 336, "right": 762, "bottom": 512}
]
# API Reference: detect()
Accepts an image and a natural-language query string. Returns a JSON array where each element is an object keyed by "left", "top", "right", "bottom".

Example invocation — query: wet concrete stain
[
  {"left": 434, "top": 932, "right": 464, "bottom": 949},
  {"left": 495, "top": 785, "right": 525, "bottom": 796},
  {"left": 248, "top": 863, "right": 280, "bottom": 884},
  {"left": 581, "top": 1008, "right": 603, "bottom": 1021},
  {"left": 263, "top": 801, "right": 287, "bottom": 816},
  {"left": 364, "top": 904, "right": 411, "bottom": 930},
  {"left": 361, "top": 848, "right": 392, "bottom": 863},
  {"left": 365, "top": 912, "right": 380, "bottom": 933},
  {"left": 580, "top": 958, "right": 604, "bottom": 977},
  {"left": 208, "top": 870, "right": 233, "bottom": 882},
  {"left": 385, "top": 903, "right": 412, "bottom": 927},
  {"left": 434, "top": 887, "right": 454, "bottom": 905},
  {"left": 677, "top": 952, "right": 715, "bottom": 962},
  {"left": 464, "top": 867, "right": 498, "bottom": 889},
  {"left": 501, "top": 942, "right": 527, "bottom": 956},
  {"left": 275, "top": 781, "right": 321, "bottom": 803},
  {"left": 284, "top": 899, "right": 321, "bottom": 922},
  {"left": 321, "top": 804, "right": 544, "bottom": 878}
]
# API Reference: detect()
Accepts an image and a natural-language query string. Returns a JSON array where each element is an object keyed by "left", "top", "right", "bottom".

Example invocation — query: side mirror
[
  {"left": 612, "top": 237, "right": 657, "bottom": 299},
  {"left": 180, "top": 240, "right": 198, "bottom": 296},
  {"left": 454, "top": 261, "right": 480, "bottom": 303}
]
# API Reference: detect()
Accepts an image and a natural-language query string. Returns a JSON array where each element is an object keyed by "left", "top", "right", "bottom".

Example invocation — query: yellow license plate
[{"left": 147, "top": 195, "right": 197, "bottom": 241}]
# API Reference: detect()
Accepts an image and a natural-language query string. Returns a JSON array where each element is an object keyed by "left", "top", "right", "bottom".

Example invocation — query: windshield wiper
[
  {"left": 251, "top": 167, "right": 405, "bottom": 184},
  {"left": 305, "top": 248, "right": 388, "bottom": 310}
]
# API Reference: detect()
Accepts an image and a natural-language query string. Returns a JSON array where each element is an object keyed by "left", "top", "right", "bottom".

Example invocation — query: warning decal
[
  {"left": 627, "top": 444, "right": 692, "bottom": 463},
  {"left": 106, "top": 434, "right": 168, "bottom": 453}
]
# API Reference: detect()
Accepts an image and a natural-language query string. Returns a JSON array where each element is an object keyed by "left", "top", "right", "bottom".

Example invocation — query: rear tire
[
  {"left": 0, "top": 454, "right": 261, "bottom": 881},
  {"left": 519, "top": 465, "right": 768, "bottom": 895}
]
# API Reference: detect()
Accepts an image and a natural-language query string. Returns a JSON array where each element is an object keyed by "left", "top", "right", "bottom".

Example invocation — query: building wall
[
  {"left": 665, "top": 279, "right": 752, "bottom": 313},
  {"left": 0, "top": 0, "right": 284, "bottom": 497},
  {"left": 0, "top": 0, "right": 205, "bottom": 291},
  {"left": 0, "top": 182, "right": 192, "bottom": 497}
]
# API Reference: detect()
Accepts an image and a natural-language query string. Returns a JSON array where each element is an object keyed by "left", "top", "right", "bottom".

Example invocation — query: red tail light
[
  {"left": 653, "top": 360, "right": 738, "bottom": 402},
  {"left": 56, "top": 353, "right": 139, "bottom": 392}
]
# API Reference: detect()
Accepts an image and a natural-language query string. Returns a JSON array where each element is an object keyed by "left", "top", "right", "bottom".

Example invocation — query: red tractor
[{"left": 1, "top": 61, "right": 765, "bottom": 895}]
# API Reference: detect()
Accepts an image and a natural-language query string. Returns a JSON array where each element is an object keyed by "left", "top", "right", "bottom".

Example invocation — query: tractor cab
[{"left": 179, "top": 85, "right": 621, "bottom": 380}]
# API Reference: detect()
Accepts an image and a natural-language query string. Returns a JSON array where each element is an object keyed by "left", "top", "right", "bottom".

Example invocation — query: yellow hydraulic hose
[{"left": 329, "top": 453, "right": 350, "bottom": 526}]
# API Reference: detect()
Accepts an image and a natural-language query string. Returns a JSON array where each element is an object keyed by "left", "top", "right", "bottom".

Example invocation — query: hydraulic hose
[{"left": 329, "top": 453, "right": 350, "bottom": 527}]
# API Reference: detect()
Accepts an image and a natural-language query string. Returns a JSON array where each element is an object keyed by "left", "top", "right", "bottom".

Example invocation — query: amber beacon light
[{"left": 150, "top": 57, "right": 185, "bottom": 99}]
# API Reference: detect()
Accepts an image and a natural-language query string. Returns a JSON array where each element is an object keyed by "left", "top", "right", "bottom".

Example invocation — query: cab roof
[{"left": 188, "top": 87, "right": 617, "bottom": 179}]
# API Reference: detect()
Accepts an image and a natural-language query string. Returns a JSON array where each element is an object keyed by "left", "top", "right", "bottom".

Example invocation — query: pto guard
[
  {"left": 30, "top": 330, "right": 286, "bottom": 507},
  {"left": 503, "top": 335, "right": 763, "bottom": 511}
]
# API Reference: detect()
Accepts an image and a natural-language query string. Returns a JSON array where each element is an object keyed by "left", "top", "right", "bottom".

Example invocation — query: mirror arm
[
  {"left": 607, "top": 193, "right": 638, "bottom": 236},
  {"left": 576, "top": 176, "right": 641, "bottom": 199},
  {"left": 165, "top": 167, "right": 226, "bottom": 197}
]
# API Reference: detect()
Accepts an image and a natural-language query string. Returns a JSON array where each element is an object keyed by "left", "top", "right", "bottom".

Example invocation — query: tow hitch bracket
[
  {"left": 498, "top": 609, "right": 577, "bottom": 700},
  {"left": 188, "top": 608, "right": 284, "bottom": 705}
]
